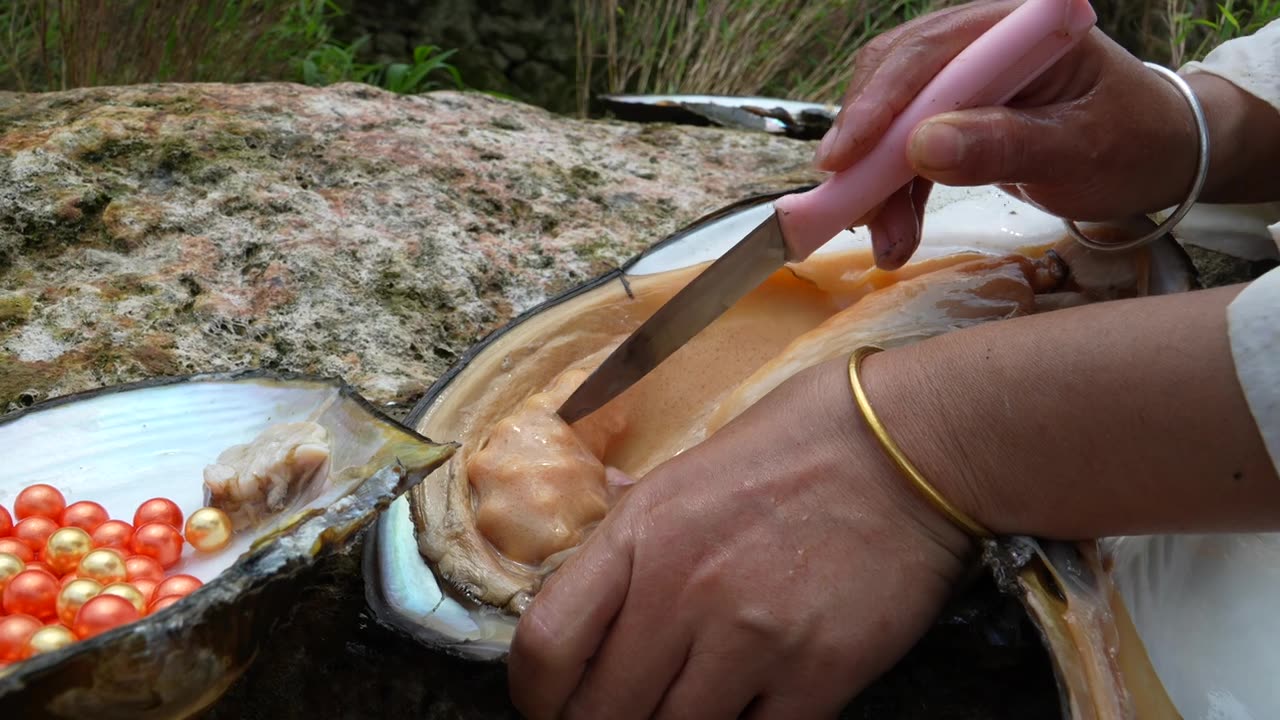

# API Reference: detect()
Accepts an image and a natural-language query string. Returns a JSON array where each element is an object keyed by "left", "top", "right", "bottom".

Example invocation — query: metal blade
[{"left": 557, "top": 212, "right": 788, "bottom": 424}]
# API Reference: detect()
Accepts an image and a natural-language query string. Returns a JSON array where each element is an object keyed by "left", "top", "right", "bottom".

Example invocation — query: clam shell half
[
  {"left": 365, "top": 183, "right": 1204, "bottom": 716},
  {"left": 0, "top": 371, "right": 455, "bottom": 718}
]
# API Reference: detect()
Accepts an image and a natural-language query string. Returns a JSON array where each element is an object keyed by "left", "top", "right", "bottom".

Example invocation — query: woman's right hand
[{"left": 816, "top": 0, "right": 1212, "bottom": 269}]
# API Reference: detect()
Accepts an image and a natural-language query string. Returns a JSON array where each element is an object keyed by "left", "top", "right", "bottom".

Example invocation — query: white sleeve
[
  {"left": 1180, "top": 19, "right": 1280, "bottom": 113},
  {"left": 1227, "top": 259, "right": 1280, "bottom": 477},
  {"left": 1171, "top": 22, "right": 1280, "bottom": 261}
]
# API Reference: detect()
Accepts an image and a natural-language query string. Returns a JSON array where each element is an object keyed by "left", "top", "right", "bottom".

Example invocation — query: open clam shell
[
  {"left": 0, "top": 371, "right": 454, "bottom": 718},
  {"left": 364, "top": 183, "right": 1209, "bottom": 716}
]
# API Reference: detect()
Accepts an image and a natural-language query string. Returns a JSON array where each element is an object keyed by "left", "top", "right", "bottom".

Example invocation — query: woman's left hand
[{"left": 507, "top": 356, "right": 971, "bottom": 720}]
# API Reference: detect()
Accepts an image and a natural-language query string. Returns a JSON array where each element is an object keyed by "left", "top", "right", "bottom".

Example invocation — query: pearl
[
  {"left": 26, "top": 625, "right": 76, "bottom": 656},
  {"left": 184, "top": 507, "right": 232, "bottom": 553},
  {"left": 0, "top": 553, "right": 24, "bottom": 594},
  {"left": 78, "top": 549, "right": 127, "bottom": 586},
  {"left": 101, "top": 583, "right": 147, "bottom": 615},
  {"left": 44, "top": 527, "right": 92, "bottom": 576},
  {"left": 57, "top": 578, "right": 103, "bottom": 627}
]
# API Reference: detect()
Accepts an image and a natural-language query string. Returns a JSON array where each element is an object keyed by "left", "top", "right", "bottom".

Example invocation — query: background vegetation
[
  {"left": 0, "top": 0, "right": 461, "bottom": 94},
  {"left": 1, "top": 0, "right": 1277, "bottom": 114}
]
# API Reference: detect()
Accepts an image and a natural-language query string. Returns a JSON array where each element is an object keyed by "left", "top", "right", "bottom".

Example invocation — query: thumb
[{"left": 907, "top": 107, "right": 1086, "bottom": 187}]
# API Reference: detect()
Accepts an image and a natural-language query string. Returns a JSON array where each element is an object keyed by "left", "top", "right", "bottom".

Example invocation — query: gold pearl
[
  {"left": 78, "top": 549, "right": 126, "bottom": 585},
  {"left": 57, "top": 578, "right": 103, "bottom": 627},
  {"left": 0, "top": 552, "right": 24, "bottom": 594},
  {"left": 184, "top": 507, "right": 232, "bottom": 553},
  {"left": 101, "top": 582, "right": 147, "bottom": 615},
  {"left": 26, "top": 625, "right": 76, "bottom": 656},
  {"left": 45, "top": 527, "right": 93, "bottom": 576}
]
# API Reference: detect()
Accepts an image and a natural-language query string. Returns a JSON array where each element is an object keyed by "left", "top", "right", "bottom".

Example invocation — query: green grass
[
  {"left": 1, "top": 0, "right": 1277, "bottom": 112},
  {"left": 0, "top": 0, "right": 462, "bottom": 95},
  {"left": 574, "top": 0, "right": 1280, "bottom": 110}
]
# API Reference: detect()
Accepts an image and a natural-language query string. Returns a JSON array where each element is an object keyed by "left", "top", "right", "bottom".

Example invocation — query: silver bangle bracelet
[{"left": 1064, "top": 61, "right": 1211, "bottom": 252}]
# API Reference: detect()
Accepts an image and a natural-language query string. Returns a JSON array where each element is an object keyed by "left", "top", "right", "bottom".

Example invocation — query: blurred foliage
[
  {"left": 0, "top": 0, "right": 462, "bottom": 94},
  {"left": 1, "top": 0, "right": 1276, "bottom": 111},
  {"left": 574, "top": 0, "right": 1280, "bottom": 108}
]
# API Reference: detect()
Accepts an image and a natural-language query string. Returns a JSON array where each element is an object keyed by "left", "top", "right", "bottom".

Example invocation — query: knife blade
[
  {"left": 556, "top": 212, "right": 787, "bottom": 424},
  {"left": 556, "top": 0, "right": 1097, "bottom": 424}
]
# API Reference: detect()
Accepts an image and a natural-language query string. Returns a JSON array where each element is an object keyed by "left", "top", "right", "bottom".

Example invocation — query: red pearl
[
  {"left": 147, "top": 594, "right": 182, "bottom": 615},
  {"left": 0, "top": 505, "right": 12, "bottom": 537},
  {"left": 72, "top": 594, "right": 140, "bottom": 639},
  {"left": 0, "top": 614, "right": 42, "bottom": 662},
  {"left": 60, "top": 501, "right": 109, "bottom": 533},
  {"left": 91, "top": 520, "right": 134, "bottom": 552},
  {"left": 153, "top": 574, "right": 202, "bottom": 601},
  {"left": 14, "top": 516, "right": 58, "bottom": 553},
  {"left": 124, "top": 555, "right": 165, "bottom": 583},
  {"left": 129, "top": 523, "right": 184, "bottom": 569},
  {"left": 0, "top": 539, "right": 33, "bottom": 563},
  {"left": 14, "top": 485, "right": 66, "bottom": 522},
  {"left": 133, "top": 498, "right": 183, "bottom": 530},
  {"left": 3, "top": 569, "right": 59, "bottom": 621}
]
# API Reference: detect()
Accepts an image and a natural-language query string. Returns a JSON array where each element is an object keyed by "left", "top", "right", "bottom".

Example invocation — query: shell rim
[{"left": 0, "top": 368, "right": 445, "bottom": 448}]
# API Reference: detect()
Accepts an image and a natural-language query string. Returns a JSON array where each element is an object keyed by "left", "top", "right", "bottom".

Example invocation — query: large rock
[{"left": 0, "top": 82, "right": 821, "bottom": 415}]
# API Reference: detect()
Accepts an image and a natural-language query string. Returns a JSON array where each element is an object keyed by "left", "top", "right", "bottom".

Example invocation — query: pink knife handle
[{"left": 774, "top": 0, "right": 1097, "bottom": 261}]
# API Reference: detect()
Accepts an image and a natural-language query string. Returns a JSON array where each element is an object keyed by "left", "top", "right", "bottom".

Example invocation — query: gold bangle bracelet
[{"left": 847, "top": 345, "right": 994, "bottom": 540}]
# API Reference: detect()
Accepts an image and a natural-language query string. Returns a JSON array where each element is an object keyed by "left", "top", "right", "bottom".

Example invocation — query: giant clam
[
  {"left": 365, "top": 181, "right": 1280, "bottom": 717},
  {"left": 0, "top": 373, "right": 454, "bottom": 717}
]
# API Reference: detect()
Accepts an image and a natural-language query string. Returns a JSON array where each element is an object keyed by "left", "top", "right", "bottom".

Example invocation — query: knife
[{"left": 557, "top": 0, "right": 1098, "bottom": 424}]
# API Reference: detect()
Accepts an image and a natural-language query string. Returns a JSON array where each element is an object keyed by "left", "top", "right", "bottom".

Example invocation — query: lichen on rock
[{"left": 0, "top": 82, "right": 821, "bottom": 413}]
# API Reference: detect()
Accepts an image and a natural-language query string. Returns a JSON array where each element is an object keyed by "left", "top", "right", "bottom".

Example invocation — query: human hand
[
  {"left": 817, "top": 0, "right": 1204, "bottom": 269},
  {"left": 507, "top": 356, "right": 971, "bottom": 719}
]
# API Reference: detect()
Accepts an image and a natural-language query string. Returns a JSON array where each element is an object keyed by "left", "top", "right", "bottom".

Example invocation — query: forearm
[
  {"left": 858, "top": 284, "right": 1280, "bottom": 539},
  {"left": 1186, "top": 73, "right": 1280, "bottom": 205}
]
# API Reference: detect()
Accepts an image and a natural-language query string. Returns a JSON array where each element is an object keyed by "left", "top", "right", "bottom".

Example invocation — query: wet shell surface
[
  {"left": 598, "top": 94, "right": 837, "bottom": 138},
  {"left": 0, "top": 372, "right": 454, "bottom": 718},
  {"left": 359, "top": 180, "right": 1280, "bottom": 719}
]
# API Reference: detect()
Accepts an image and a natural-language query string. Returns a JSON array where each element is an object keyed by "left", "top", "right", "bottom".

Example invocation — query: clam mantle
[{"left": 0, "top": 83, "right": 822, "bottom": 413}]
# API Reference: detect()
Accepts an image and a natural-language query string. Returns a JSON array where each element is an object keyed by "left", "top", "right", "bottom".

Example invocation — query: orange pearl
[
  {"left": 0, "top": 505, "right": 12, "bottom": 536},
  {"left": 184, "top": 507, "right": 232, "bottom": 553},
  {"left": 101, "top": 583, "right": 147, "bottom": 615},
  {"left": 130, "top": 523, "right": 183, "bottom": 569},
  {"left": 60, "top": 501, "right": 109, "bottom": 533},
  {"left": 56, "top": 578, "right": 103, "bottom": 627},
  {"left": 59, "top": 572, "right": 80, "bottom": 589},
  {"left": 26, "top": 624, "right": 76, "bottom": 656},
  {"left": 72, "top": 594, "right": 139, "bottom": 639},
  {"left": 23, "top": 561, "right": 54, "bottom": 578},
  {"left": 44, "top": 527, "right": 92, "bottom": 576},
  {"left": 14, "top": 516, "right": 58, "bottom": 553},
  {"left": 147, "top": 594, "right": 182, "bottom": 615},
  {"left": 132, "top": 579, "right": 158, "bottom": 604},
  {"left": 90, "top": 520, "right": 134, "bottom": 552},
  {"left": 133, "top": 498, "right": 183, "bottom": 530},
  {"left": 153, "top": 574, "right": 202, "bottom": 601},
  {"left": 77, "top": 549, "right": 127, "bottom": 586},
  {"left": 124, "top": 555, "right": 165, "bottom": 584},
  {"left": 0, "top": 552, "right": 25, "bottom": 591},
  {"left": 3, "top": 569, "right": 59, "bottom": 621},
  {"left": 0, "top": 538, "right": 33, "bottom": 563},
  {"left": 14, "top": 485, "right": 66, "bottom": 522},
  {"left": 0, "top": 614, "right": 41, "bottom": 662}
]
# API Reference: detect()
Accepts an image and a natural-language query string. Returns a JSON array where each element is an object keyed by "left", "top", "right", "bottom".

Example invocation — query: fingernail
[
  {"left": 814, "top": 116, "right": 844, "bottom": 166},
  {"left": 912, "top": 120, "right": 966, "bottom": 172}
]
